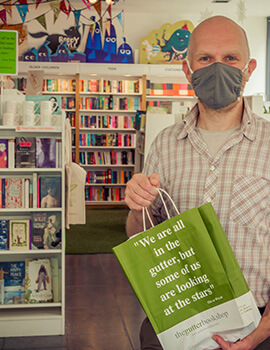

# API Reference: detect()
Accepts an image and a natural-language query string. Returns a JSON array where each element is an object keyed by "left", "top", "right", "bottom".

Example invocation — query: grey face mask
[{"left": 189, "top": 62, "right": 246, "bottom": 110}]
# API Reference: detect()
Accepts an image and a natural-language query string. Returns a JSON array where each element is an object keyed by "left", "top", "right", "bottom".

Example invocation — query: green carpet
[{"left": 65, "top": 208, "right": 129, "bottom": 254}]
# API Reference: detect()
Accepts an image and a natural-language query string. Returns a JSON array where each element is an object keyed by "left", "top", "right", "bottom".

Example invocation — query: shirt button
[
  {"left": 206, "top": 197, "right": 211, "bottom": 203},
  {"left": 210, "top": 165, "right": 215, "bottom": 171}
]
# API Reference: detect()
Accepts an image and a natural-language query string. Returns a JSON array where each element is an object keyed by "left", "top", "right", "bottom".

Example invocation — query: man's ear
[
  {"left": 182, "top": 60, "right": 192, "bottom": 83},
  {"left": 246, "top": 58, "right": 257, "bottom": 82}
]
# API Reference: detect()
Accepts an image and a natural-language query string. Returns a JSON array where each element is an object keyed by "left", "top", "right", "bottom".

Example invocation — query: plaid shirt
[{"left": 143, "top": 98, "right": 270, "bottom": 306}]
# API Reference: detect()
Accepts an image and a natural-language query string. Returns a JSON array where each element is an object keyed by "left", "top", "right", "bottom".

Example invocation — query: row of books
[
  {"left": 0, "top": 137, "right": 62, "bottom": 169},
  {"left": 0, "top": 213, "right": 61, "bottom": 251},
  {"left": 85, "top": 169, "right": 133, "bottom": 185},
  {"left": 43, "top": 78, "right": 76, "bottom": 93},
  {"left": 146, "top": 80, "right": 195, "bottom": 96},
  {"left": 79, "top": 133, "right": 136, "bottom": 147},
  {"left": 61, "top": 96, "right": 75, "bottom": 110},
  {"left": 80, "top": 150, "right": 134, "bottom": 166},
  {"left": 12, "top": 77, "right": 27, "bottom": 92},
  {"left": 79, "top": 115, "right": 135, "bottom": 129},
  {"left": 0, "top": 176, "right": 61, "bottom": 209},
  {"left": 79, "top": 96, "right": 141, "bottom": 111},
  {"left": 79, "top": 78, "right": 142, "bottom": 94},
  {"left": 85, "top": 186, "right": 125, "bottom": 202},
  {"left": 0, "top": 257, "right": 60, "bottom": 305}
]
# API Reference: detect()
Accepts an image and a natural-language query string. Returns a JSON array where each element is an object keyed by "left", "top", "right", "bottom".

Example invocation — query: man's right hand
[{"left": 125, "top": 173, "right": 160, "bottom": 211}]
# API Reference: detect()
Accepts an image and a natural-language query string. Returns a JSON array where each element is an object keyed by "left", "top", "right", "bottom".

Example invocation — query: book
[
  {"left": 25, "top": 258, "right": 53, "bottom": 303},
  {"left": 15, "top": 137, "right": 36, "bottom": 168},
  {"left": 31, "top": 212, "right": 61, "bottom": 250},
  {"left": 4, "top": 178, "right": 24, "bottom": 208},
  {"left": 39, "top": 176, "right": 61, "bottom": 208},
  {"left": 9, "top": 219, "right": 30, "bottom": 251},
  {"left": 0, "top": 219, "right": 9, "bottom": 250},
  {"left": 0, "top": 261, "right": 25, "bottom": 304},
  {"left": 8, "top": 139, "right": 15, "bottom": 168},
  {"left": 51, "top": 257, "right": 60, "bottom": 302},
  {"left": 36, "top": 138, "right": 56, "bottom": 168},
  {"left": 0, "top": 139, "right": 8, "bottom": 168}
]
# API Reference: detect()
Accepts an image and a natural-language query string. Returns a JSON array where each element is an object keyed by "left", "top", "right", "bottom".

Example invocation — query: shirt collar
[{"left": 177, "top": 97, "right": 257, "bottom": 141}]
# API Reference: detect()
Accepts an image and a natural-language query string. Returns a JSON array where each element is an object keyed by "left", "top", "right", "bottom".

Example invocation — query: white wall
[{"left": 5, "top": 0, "right": 268, "bottom": 96}]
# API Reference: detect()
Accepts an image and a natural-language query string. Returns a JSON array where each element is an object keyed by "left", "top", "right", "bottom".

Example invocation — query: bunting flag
[
  {"left": 81, "top": 0, "right": 91, "bottom": 10},
  {"left": 50, "top": 0, "right": 61, "bottom": 24},
  {"left": 98, "top": 17, "right": 103, "bottom": 33},
  {"left": 0, "top": 10, "right": 7, "bottom": 26},
  {"left": 104, "top": 19, "right": 111, "bottom": 36},
  {"left": 35, "top": 0, "right": 43, "bottom": 9},
  {"left": 60, "top": 0, "right": 71, "bottom": 17},
  {"left": 18, "top": 0, "right": 27, "bottom": 4},
  {"left": 94, "top": 1, "right": 102, "bottom": 18},
  {"left": 36, "top": 13, "right": 47, "bottom": 30},
  {"left": 73, "top": 10, "right": 81, "bottom": 28},
  {"left": 117, "top": 11, "right": 123, "bottom": 27},
  {"left": 16, "top": 4, "right": 28, "bottom": 23},
  {"left": 90, "top": 22, "right": 96, "bottom": 37},
  {"left": 107, "top": 4, "right": 112, "bottom": 19},
  {"left": 3, "top": 0, "right": 12, "bottom": 19}
]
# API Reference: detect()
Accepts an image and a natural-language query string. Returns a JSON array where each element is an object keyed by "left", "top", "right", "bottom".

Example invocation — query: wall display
[
  {"left": 84, "top": 17, "right": 133, "bottom": 64},
  {"left": 140, "top": 20, "right": 194, "bottom": 64}
]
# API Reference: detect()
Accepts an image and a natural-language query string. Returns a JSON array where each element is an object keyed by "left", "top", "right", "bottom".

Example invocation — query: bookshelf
[
  {"left": 12, "top": 62, "right": 197, "bottom": 205},
  {"left": 0, "top": 115, "right": 65, "bottom": 337}
]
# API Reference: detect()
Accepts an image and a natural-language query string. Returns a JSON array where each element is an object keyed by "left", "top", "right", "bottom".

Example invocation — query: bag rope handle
[{"left": 142, "top": 188, "right": 180, "bottom": 231}]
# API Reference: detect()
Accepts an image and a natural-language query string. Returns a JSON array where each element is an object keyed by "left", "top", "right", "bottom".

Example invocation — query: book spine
[{"left": 33, "top": 173, "right": 37, "bottom": 208}]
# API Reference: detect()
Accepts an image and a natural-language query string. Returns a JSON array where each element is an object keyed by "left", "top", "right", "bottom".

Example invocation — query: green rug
[{"left": 65, "top": 208, "right": 129, "bottom": 254}]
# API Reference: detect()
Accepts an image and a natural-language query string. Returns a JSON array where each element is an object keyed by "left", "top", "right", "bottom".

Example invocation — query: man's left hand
[{"left": 213, "top": 335, "right": 252, "bottom": 350}]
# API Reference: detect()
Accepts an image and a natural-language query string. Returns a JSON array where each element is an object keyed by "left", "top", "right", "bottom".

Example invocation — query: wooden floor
[{"left": 0, "top": 254, "right": 146, "bottom": 350}]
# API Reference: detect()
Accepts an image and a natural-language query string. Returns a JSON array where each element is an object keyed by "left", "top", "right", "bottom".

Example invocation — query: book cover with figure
[
  {"left": 0, "top": 219, "right": 9, "bottom": 250},
  {"left": 0, "top": 139, "right": 8, "bottom": 168},
  {"left": 15, "top": 137, "right": 36, "bottom": 168},
  {"left": 0, "top": 261, "right": 25, "bottom": 304},
  {"left": 36, "top": 138, "right": 56, "bottom": 168},
  {"left": 4, "top": 178, "right": 24, "bottom": 208},
  {"left": 39, "top": 176, "right": 61, "bottom": 208},
  {"left": 9, "top": 219, "right": 30, "bottom": 251},
  {"left": 25, "top": 258, "right": 53, "bottom": 303},
  {"left": 31, "top": 212, "right": 61, "bottom": 250}
]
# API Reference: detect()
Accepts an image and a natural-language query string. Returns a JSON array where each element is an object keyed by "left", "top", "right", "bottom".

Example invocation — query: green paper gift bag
[{"left": 113, "top": 189, "right": 261, "bottom": 350}]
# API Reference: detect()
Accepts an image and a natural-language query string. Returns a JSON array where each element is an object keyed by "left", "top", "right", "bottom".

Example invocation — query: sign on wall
[
  {"left": 140, "top": 20, "right": 194, "bottom": 64},
  {"left": 0, "top": 30, "right": 18, "bottom": 75}
]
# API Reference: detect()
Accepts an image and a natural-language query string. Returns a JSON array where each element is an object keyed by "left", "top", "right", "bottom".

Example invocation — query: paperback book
[
  {"left": 4, "top": 178, "right": 24, "bottom": 208},
  {"left": 31, "top": 212, "right": 61, "bottom": 249},
  {"left": 25, "top": 258, "right": 53, "bottom": 303},
  {"left": 0, "top": 139, "right": 8, "bottom": 168},
  {"left": 36, "top": 138, "right": 56, "bottom": 168},
  {"left": 15, "top": 137, "right": 36, "bottom": 168},
  {"left": 0, "top": 219, "right": 9, "bottom": 250},
  {"left": 0, "top": 261, "right": 25, "bottom": 304},
  {"left": 39, "top": 176, "right": 61, "bottom": 208},
  {"left": 9, "top": 219, "right": 30, "bottom": 251}
]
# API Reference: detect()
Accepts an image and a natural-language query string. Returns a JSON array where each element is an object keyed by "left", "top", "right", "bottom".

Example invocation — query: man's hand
[
  {"left": 125, "top": 173, "right": 160, "bottom": 210},
  {"left": 212, "top": 335, "right": 253, "bottom": 350}
]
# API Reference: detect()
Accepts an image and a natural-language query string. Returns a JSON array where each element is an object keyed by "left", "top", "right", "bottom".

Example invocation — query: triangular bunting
[
  {"left": 18, "top": 0, "right": 27, "bottom": 4},
  {"left": 107, "top": 5, "right": 112, "bottom": 18},
  {"left": 104, "top": 19, "right": 111, "bottom": 37},
  {"left": 50, "top": 0, "right": 61, "bottom": 24},
  {"left": 81, "top": 0, "right": 91, "bottom": 10},
  {"left": 36, "top": 14, "right": 47, "bottom": 30},
  {"left": 98, "top": 17, "right": 103, "bottom": 33},
  {"left": 16, "top": 4, "right": 28, "bottom": 23},
  {"left": 60, "top": 0, "right": 71, "bottom": 17},
  {"left": 0, "top": 10, "right": 7, "bottom": 26},
  {"left": 73, "top": 10, "right": 81, "bottom": 28},
  {"left": 117, "top": 12, "right": 123, "bottom": 27},
  {"left": 3, "top": 1, "right": 12, "bottom": 19},
  {"left": 35, "top": 0, "right": 43, "bottom": 9},
  {"left": 94, "top": 2, "right": 102, "bottom": 18}
]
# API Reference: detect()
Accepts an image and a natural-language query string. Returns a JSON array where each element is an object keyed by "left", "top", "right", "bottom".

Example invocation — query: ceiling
[{"left": 120, "top": 0, "right": 270, "bottom": 18}]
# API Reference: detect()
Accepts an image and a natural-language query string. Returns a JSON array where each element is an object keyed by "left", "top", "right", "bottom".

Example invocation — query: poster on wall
[
  {"left": 0, "top": 30, "right": 18, "bottom": 75},
  {"left": 140, "top": 20, "right": 194, "bottom": 64}
]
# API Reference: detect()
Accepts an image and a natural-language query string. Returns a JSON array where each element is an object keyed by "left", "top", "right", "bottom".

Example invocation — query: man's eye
[
  {"left": 200, "top": 57, "right": 209, "bottom": 62},
  {"left": 226, "top": 56, "right": 236, "bottom": 61}
]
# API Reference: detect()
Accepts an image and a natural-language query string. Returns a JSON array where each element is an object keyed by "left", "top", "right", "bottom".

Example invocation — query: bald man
[{"left": 125, "top": 16, "right": 270, "bottom": 350}]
